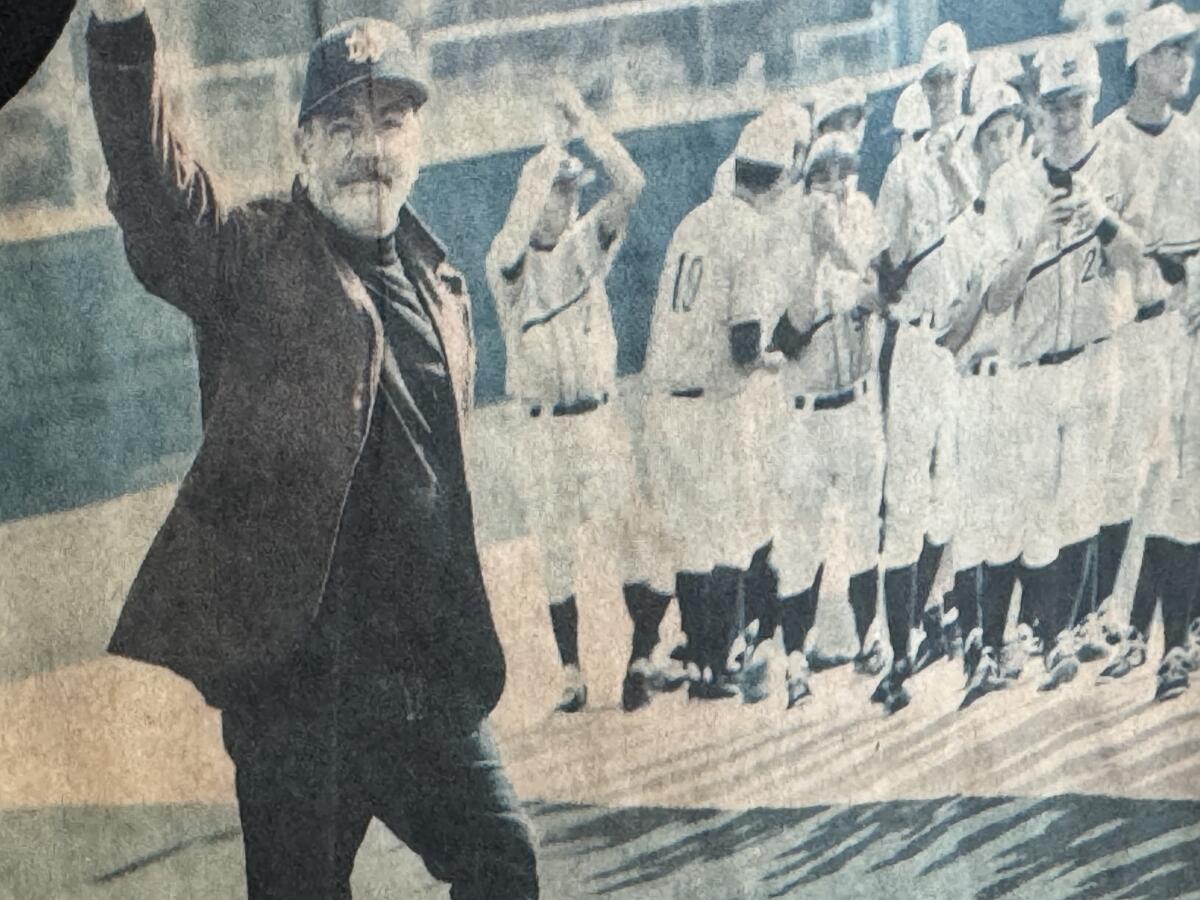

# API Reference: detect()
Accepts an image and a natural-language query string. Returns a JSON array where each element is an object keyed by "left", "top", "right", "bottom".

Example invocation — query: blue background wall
[{"left": 2, "top": 8, "right": 1199, "bottom": 524}]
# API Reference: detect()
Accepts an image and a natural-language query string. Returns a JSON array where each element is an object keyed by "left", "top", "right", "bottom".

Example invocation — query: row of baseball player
[{"left": 484, "top": 5, "right": 1200, "bottom": 716}]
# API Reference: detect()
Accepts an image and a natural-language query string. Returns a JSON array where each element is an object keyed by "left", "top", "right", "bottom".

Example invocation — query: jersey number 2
[
  {"left": 671, "top": 253, "right": 704, "bottom": 312},
  {"left": 1081, "top": 246, "right": 1105, "bottom": 284}
]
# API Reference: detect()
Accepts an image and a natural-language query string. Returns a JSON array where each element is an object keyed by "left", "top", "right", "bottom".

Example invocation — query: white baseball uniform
[
  {"left": 989, "top": 140, "right": 1137, "bottom": 567},
  {"left": 767, "top": 187, "right": 887, "bottom": 596},
  {"left": 494, "top": 203, "right": 641, "bottom": 599},
  {"left": 942, "top": 163, "right": 1026, "bottom": 569},
  {"left": 1138, "top": 110, "right": 1200, "bottom": 544},
  {"left": 874, "top": 121, "right": 976, "bottom": 568},
  {"left": 1095, "top": 108, "right": 1195, "bottom": 527},
  {"left": 637, "top": 189, "right": 778, "bottom": 575}
]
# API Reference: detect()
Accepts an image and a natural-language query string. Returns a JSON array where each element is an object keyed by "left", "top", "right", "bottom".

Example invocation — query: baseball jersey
[
  {"left": 990, "top": 140, "right": 1137, "bottom": 364},
  {"left": 875, "top": 120, "right": 980, "bottom": 326},
  {"left": 496, "top": 209, "right": 622, "bottom": 405},
  {"left": 1096, "top": 109, "right": 1198, "bottom": 305},
  {"left": 941, "top": 162, "right": 1025, "bottom": 368},
  {"left": 773, "top": 188, "right": 884, "bottom": 395},
  {"left": 641, "top": 194, "right": 777, "bottom": 396}
]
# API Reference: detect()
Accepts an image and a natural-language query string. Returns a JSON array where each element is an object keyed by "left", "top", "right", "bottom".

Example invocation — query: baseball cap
[
  {"left": 811, "top": 84, "right": 868, "bottom": 132},
  {"left": 1127, "top": 3, "right": 1196, "bottom": 66},
  {"left": 920, "top": 22, "right": 971, "bottom": 78},
  {"left": 1035, "top": 40, "right": 1101, "bottom": 98},
  {"left": 971, "top": 83, "right": 1023, "bottom": 138},
  {"left": 299, "top": 18, "right": 428, "bottom": 124},
  {"left": 892, "top": 82, "right": 931, "bottom": 135},
  {"left": 805, "top": 132, "right": 859, "bottom": 177},
  {"left": 970, "top": 50, "right": 1025, "bottom": 110},
  {"left": 735, "top": 106, "right": 806, "bottom": 169}
]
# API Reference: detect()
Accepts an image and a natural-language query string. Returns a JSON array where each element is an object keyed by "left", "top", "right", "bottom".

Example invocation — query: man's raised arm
[{"left": 88, "top": 0, "right": 232, "bottom": 320}]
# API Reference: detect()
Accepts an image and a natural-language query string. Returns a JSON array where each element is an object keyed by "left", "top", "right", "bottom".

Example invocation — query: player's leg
[
  {"left": 1100, "top": 536, "right": 1158, "bottom": 680},
  {"left": 961, "top": 560, "right": 1016, "bottom": 710},
  {"left": 1154, "top": 538, "right": 1200, "bottom": 701},
  {"left": 779, "top": 564, "right": 823, "bottom": 708},
  {"left": 849, "top": 567, "right": 883, "bottom": 674}
]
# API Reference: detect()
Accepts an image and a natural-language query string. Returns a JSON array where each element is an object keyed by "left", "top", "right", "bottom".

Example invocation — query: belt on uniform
[
  {"left": 529, "top": 393, "right": 609, "bottom": 418},
  {"left": 1024, "top": 335, "right": 1110, "bottom": 369},
  {"left": 670, "top": 387, "right": 705, "bottom": 399},
  {"left": 1136, "top": 299, "right": 1166, "bottom": 323},
  {"left": 795, "top": 377, "right": 869, "bottom": 412}
]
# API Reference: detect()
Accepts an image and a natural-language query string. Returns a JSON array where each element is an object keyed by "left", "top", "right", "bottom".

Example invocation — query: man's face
[
  {"left": 808, "top": 157, "right": 857, "bottom": 202},
  {"left": 921, "top": 67, "right": 962, "bottom": 121},
  {"left": 733, "top": 159, "right": 786, "bottom": 212},
  {"left": 1039, "top": 89, "right": 1093, "bottom": 147},
  {"left": 1138, "top": 38, "right": 1196, "bottom": 102},
  {"left": 532, "top": 181, "right": 577, "bottom": 248},
  {"left": 296, "top": 86, "right": 423, "bottom": 238},
  {"left": 976, "top": 111, "right": 1020, "bottom": 175}
]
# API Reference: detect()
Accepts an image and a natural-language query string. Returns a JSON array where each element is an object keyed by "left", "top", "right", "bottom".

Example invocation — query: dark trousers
[
  {"left": 1130, "top": 536, "right": 1200, "bottom": 655},
  {"left": 221, "top": 685, "right": 538, "bottom": 900}
]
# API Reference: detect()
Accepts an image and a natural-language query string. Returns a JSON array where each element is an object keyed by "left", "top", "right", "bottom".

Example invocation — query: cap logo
[
  {"left": 346, "top": 25, "right": 386, "bottom": 64},
  {"left": 1061, "top": 59, "right": 1078, "bottom": 77}
]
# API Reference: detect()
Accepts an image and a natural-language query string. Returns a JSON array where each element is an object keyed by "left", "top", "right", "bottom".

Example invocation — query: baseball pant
[
  {"left": 514, "top": 401, "right": 641, "bottom": 600},
  {"left": 772, "top": 375, "right": 885, "bottom": 596},
  {"left": 1015, "top": 341, "right": 1119, "bottom": 569},
  {"left": 221, "top": 690, "right": 537, "bottom": 900},
  {"left": 880, "top": 321, "right": 959, "bottom": 569}
]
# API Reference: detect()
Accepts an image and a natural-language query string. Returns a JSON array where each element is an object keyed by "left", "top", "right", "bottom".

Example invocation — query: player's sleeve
[{"left": 874, "top": 152, "right": 911, "bottom": 257}]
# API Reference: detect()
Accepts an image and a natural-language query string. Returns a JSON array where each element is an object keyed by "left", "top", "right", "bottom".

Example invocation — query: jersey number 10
[{"left": 671, "top": 253, "right": 704, "bottom": 312}]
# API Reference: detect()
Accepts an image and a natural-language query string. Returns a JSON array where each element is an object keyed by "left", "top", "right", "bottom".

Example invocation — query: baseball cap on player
[
  {"left": 805, "top": 132, "right": 859, "bottom": 180},
  {"left": 892, "top": 82, "right": 931, "bottom": 136},
  {"left": 971, "top": 82, "right": 1023, "bottom": 138},
  {"left": 970, "top": 50, "right": 1026, "bottom": 110},
  {"left": 299, "top": 19, "right": 428, "bottom": 124},
  {"left": 920, "top": 22, "right": 971, "bottom": 78},
  {"left": 1126, "top": 3, "right": 1196, "bottom": 65},
  {"left": 811, "top": 83, "right": 868, "bottom": 133},
  {"left": 734, "top": 105, "right": 806, "bottom": 190},
  {"left": 1035, "top": 40, "right": 1101, "bottom": 98}
]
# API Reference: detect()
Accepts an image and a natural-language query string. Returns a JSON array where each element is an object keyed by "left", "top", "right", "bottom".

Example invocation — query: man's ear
[{"left": 293, "top": 123, "right": 312, "bottom": 167}]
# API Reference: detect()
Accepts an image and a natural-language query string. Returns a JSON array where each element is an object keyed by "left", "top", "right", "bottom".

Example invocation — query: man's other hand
[{"left": 93, "top": 0, "right": 145, "bottom": 22}]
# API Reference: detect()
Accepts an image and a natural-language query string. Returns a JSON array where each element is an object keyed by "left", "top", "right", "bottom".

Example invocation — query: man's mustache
[{"left": 335, "top": 162, "right": 395, "bottom": 188}]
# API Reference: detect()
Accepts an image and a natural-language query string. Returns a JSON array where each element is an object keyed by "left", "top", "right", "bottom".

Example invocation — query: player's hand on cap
[
  {"left": 551, "top": 79, "right": 589, "bottom": 131},
  {"left": 93, "top": 0, "right": 145, "bottom": 21}
]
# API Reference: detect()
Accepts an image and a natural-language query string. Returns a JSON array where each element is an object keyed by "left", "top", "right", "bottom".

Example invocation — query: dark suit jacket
[{"left": 87, "top": 13, "right": 505, "bottom": 721}]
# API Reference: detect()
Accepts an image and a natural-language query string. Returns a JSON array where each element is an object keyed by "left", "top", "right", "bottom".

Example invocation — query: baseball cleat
[
  {"left": 688, "top": 677, "right": 739, "bottom": 701},
  {"left": 883, "top": 682, "right": 911, "bottom": 715},
  {"left": 1073, "top": 614, "right": 1108, "bottom": 663},
  {"left": 555, "top": 683, "right": 588, "bottom": 713},
  {"left": 736, "top": 657, "right": 771, "bottom": 705},
  {"left": 960, "top": 647, "right": 1010, "bottom": 710},
  {"left": 853, "top": 640, "right": 886, "bottom": 677},
  {"left": 621, "top": 670, "right": 651, "bottom": 712},
  {"left": 1155, "top": 649, "right": 1190, "bottom": 702},
  {"left": 785, "top": 673, "right": 813, "bottom": 709},
  {"left": 1038, "top": 653, "right": 1079, "bottom": 692},
  {"left": 1099, "top": 630, "right": 1147, "bottom": 680},
  {"left": 912, "top": 608, "right": 948, "bottom": 674}
]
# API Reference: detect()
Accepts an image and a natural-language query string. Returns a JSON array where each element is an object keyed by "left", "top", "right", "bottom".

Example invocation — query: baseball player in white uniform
[
  {"left": 1096, "top": 4, "right": 1200, "bottom": 700},
  {"left": 933, "top": 81, "right": 1031, "bottom": 708},
  {"left": 638, "top": 105, "right": 805, "bottom": 700},
  {"left": 872, "top": 22, "right": 979, "bottom": 714},
  {"left": 765, "top": 131, "right": 889, "bottom": 708},
  {"left": 487, "top": 83, "right": 667, "bottom": 714},
  {"left": 983, "top": 39, "right": 1146, "bottom": 692}
]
